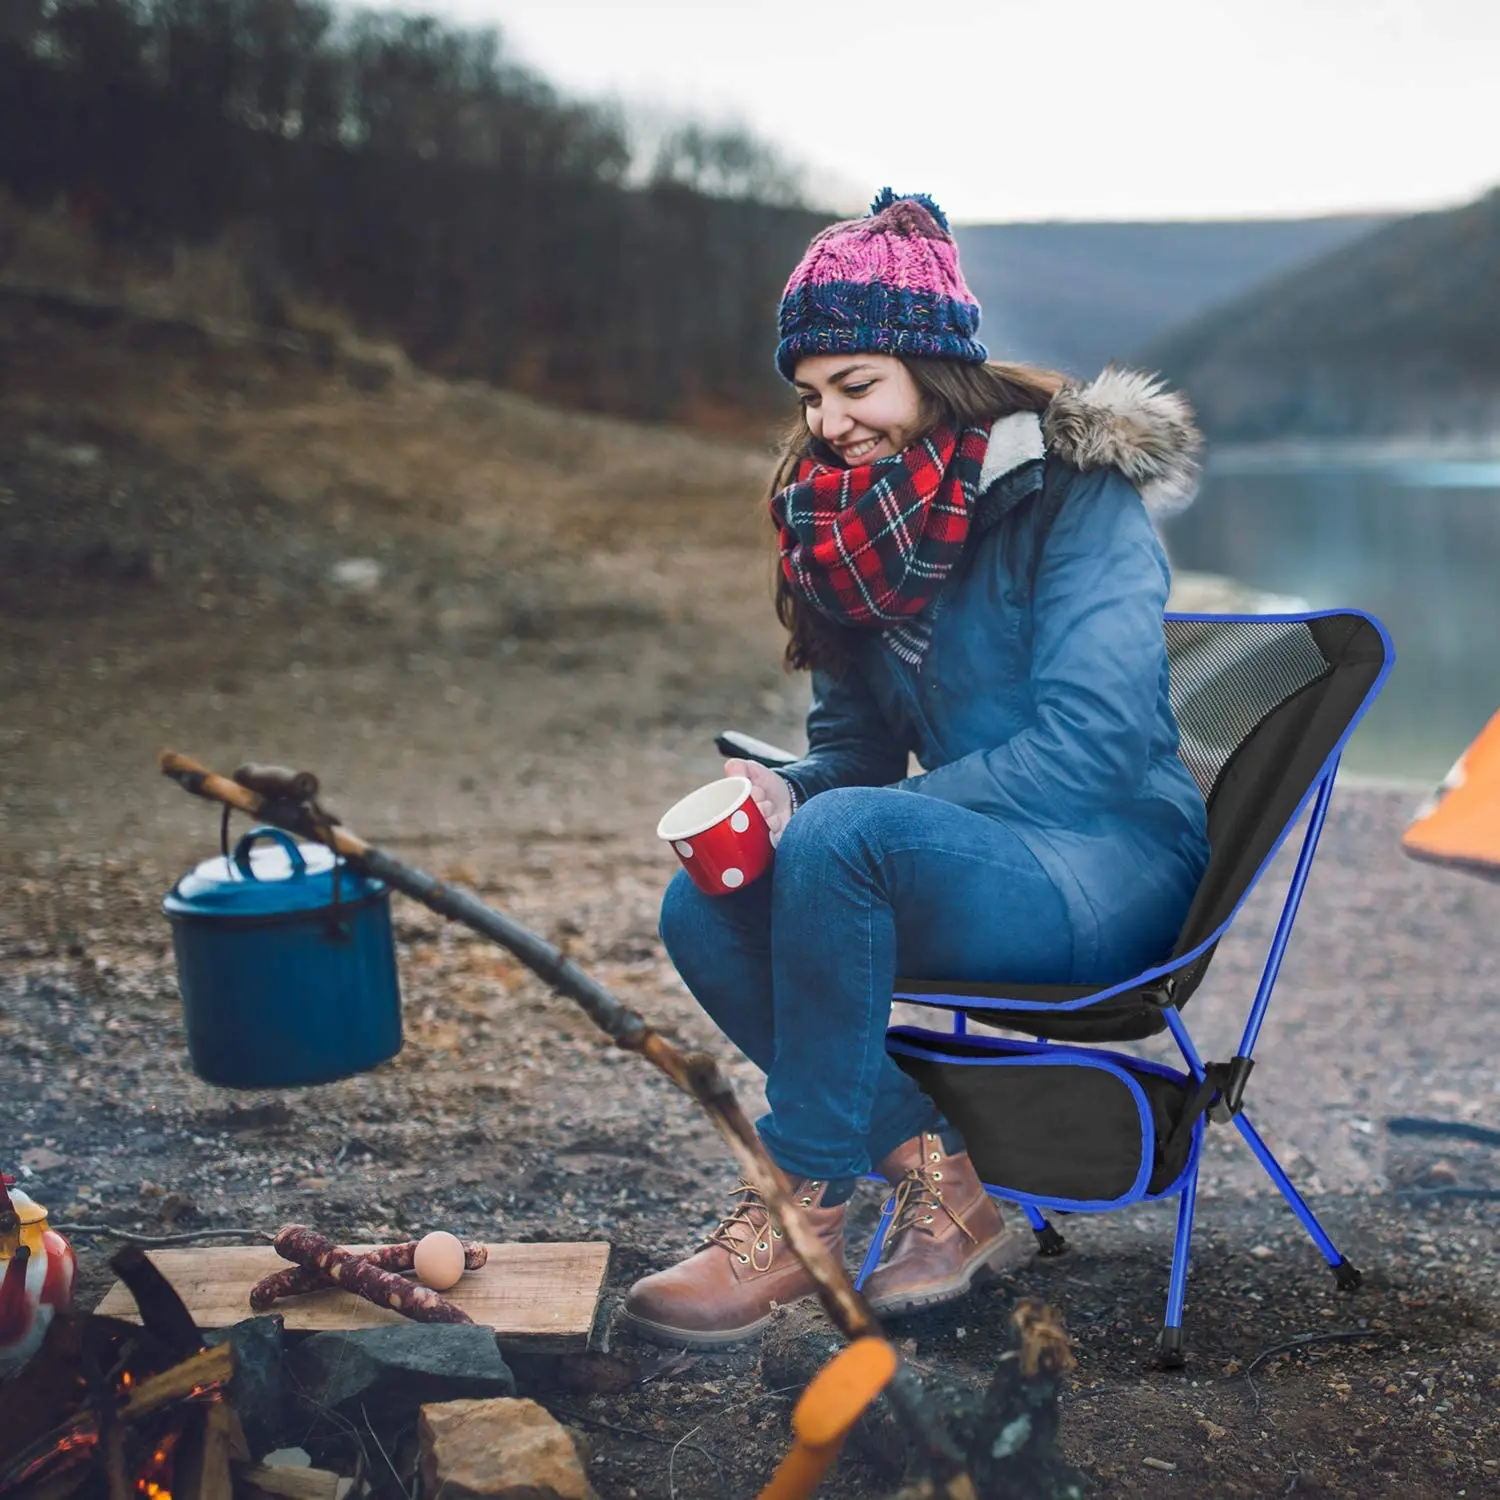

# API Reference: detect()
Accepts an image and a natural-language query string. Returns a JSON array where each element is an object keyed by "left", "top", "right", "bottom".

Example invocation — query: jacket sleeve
[
  {"left": 775, "top": 661, "right": 909, "bottom": 802},
  {"left": 897, "top": 466, "right": 1171, "bottom": 819}
]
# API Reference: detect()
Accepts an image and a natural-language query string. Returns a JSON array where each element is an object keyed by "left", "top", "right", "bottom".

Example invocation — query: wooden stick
[
  {"left": 119, "top": 1344, "right": 235, "bottom": 1422},
  {"left": 237, "top": 1467, "right": 348, "bottom": 1500},
  {"left": 158, "top": 751, "right": 976, "bottom": 1493},
  {"left": 173, "top": 1402, "right": 235, "bottom": 1500},
  {"left": 108, "top": 1244, "right": 202, "bottom": 1360}
]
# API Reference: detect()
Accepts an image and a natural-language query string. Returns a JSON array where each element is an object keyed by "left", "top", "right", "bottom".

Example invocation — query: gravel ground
[{"left": 2, "top": 300, "right": 1497, "bottom": 1498}]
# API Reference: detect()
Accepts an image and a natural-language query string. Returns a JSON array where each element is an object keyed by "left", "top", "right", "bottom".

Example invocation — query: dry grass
[{"left": 0, "top": 296, "right": 802, "bottom": 861}]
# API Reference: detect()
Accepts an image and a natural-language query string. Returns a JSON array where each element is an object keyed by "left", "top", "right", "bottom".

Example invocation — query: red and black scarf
[{"left": 770, "top": 422, "right": 990, "bottom": 664}]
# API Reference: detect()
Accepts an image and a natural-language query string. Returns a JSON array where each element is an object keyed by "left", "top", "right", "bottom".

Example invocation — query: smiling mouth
[{"left": 839, "top": 436, "right": 881, "bottom": 462}]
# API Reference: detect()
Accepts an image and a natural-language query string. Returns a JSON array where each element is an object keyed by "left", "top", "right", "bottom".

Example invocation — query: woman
[{"left": 620, "top": 190, "right": 1211, "bottom": 1347}]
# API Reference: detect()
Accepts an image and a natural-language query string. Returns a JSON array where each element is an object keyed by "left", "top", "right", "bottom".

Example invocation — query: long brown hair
[{"left": 770, "top": 357, "right": 1068, "bottom": 674}]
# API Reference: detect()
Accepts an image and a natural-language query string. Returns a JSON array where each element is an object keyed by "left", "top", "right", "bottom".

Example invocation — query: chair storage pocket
[{"left": 889, "top": 1030, "right": 1199, "bottom": 1207}]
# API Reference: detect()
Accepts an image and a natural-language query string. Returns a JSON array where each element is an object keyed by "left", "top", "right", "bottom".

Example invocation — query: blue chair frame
[{"left": 843, "top": 609, "right": 1396, "bottom": 1366}]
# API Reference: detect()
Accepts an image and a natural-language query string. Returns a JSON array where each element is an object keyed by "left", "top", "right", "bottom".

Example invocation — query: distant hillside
[
  {"left": 1141, "top": 188, "right": 1500, "bottom": 441},
  {"left": 952, "top": 217, "right": 1391, "bottom": 378},
  {"left": 0, "top": 0, "right": 823, "bottom": 430}
]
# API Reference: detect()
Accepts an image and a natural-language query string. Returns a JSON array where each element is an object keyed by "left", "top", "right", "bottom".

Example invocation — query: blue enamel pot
[{"left": 162, "top": 827, "right": 403, "bottom": 1088}]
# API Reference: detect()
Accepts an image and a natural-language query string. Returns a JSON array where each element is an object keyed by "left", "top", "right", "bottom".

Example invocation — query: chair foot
[
  {"left": 1032, "top": 1221, "right": 1069, "bottom": 1257},
  {"left": 1155, "top": 1326, "right": 1186, "bottom": 1370},
  {"left": 1332, "top": 1258, "right": 1362, "bottom": 1292}
]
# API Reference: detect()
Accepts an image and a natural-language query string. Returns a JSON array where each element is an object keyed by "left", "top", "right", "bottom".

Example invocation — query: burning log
[
  {"left": 171, "top": 1402, "right": 244, "bottom": 1500},
  {"left": 118, "top": 1345, "right": 235, "bottom": 1423}
]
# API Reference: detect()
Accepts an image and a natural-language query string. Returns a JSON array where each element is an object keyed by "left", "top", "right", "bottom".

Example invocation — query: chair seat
[{"left": 894, "top": 977, "right": 1170, "bottom": 1043}]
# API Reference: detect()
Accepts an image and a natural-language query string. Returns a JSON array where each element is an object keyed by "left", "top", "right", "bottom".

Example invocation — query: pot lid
[{"left": 163, "top": 827, "right": 384, "bottom": 918}]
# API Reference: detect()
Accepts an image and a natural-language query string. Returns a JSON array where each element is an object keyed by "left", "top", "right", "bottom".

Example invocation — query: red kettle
[{"left": 0, "top": 1172, "right": 77, "bottom": 1377}]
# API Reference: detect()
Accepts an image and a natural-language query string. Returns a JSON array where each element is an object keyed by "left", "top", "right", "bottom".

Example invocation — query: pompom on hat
[{"left": 775, "top": 188, "right": 987, "bottom": 381}]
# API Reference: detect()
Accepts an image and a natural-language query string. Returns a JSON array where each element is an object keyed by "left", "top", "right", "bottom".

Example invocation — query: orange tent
[{"left": 1402, "top": 710, "right": 1500, "bottom": 879}]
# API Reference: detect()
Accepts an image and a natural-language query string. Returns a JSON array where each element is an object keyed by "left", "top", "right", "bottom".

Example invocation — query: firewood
[
  {"left": 119, "top": 1343, "right": 235, "bottom": 1422},
  {"left": 108, "top": 1244, "right": 202, "bottom": 1358},
  {"left": 236, "top": 1466, "right": 351, "bottom": 1500},
  {"left": 173, "top": 1402, "right": 236, "bottom": 1500}
]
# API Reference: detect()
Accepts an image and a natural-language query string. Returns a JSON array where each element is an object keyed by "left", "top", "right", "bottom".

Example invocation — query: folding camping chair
[{"left": 719, "top": 608, "right": 1393, "bottom": 1367}]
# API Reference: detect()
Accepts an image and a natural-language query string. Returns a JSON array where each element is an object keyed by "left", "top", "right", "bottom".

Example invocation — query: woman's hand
[{"left": 724, "top": 758, "right": 795, "bottom": 846}]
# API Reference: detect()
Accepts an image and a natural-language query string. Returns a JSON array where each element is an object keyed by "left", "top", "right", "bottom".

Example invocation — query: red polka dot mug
[{"left": 657, "top": 776, "right": 775, "bottom": 896}]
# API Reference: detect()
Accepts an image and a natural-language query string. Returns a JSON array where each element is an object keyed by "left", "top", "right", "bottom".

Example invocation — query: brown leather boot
[
  {"left": 617, "top": 1176, "right": 847, "bottom": 1348},
  {"left": 860, "top": 1130, "right": 1021, "bottom": 1316}
]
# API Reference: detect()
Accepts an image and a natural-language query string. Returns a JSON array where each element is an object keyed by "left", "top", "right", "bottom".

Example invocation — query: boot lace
[
  {"left": 883, "top": 1162, "right": 978, "bottom": 1246},
  {"left": 704, "top": 1178, "right": 822, "bottom": 1273}
]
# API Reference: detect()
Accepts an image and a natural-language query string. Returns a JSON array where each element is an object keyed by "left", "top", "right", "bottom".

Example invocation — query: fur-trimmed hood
[{"left": 978, "top": 368, "right": 1203, "bottom": 520}]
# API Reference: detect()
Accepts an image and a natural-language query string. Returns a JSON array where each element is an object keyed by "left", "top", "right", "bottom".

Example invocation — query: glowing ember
[{"left": 131, "top": 1428, "right": 180, "bottom": 1498}]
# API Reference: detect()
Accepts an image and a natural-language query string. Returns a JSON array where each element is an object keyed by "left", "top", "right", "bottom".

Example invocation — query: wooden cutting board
[{"left": 95, "top": 1242, "right": 610, "bottom": 1350}]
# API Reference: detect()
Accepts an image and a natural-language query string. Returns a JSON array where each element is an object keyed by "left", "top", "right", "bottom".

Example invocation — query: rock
[
  {"left": 418, "top": 1397, "right": 595, "bottom": 1500},
  {"left": 328, "top": 557, "right": 383, "bottom": 591},
  {"left": 204, "top": 1315, "right": 286, "bottom": 1461},
  {"left": 20, "top": 1147, "right": 67, "bottom": 1171},
  {"left": 285, "top": 1325, "right": 515, "bottom": 1429},
  {"left": 757, "top": 1302, "right": 841, "bottom": 1390}
]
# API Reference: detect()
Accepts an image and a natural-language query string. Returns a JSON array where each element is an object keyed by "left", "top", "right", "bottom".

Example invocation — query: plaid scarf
[{"left": 770, "top": 422, "right": 990, "bottom": 665}]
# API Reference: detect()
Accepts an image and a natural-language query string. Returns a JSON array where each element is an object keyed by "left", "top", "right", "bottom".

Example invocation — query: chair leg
[
  {"left": 1021, "top": 1202, "right": 1068, "bottom": 1257},
  {"left": 853, "top": 1190, "right": 897, "bottom": 1292},
  {"left": 1158, "top": 1166, "right": 1199, "bottom": 1370},
  {"left": 1234, "top": 1112, "right": 1362, "bottom": 1290}
]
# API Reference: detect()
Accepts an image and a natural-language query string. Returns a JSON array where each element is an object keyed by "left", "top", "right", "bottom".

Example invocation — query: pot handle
[{"left": 232, "top": 826, "right": 308, "bottom": 881}]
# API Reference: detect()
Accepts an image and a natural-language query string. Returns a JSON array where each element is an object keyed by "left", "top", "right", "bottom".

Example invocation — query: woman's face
[{"left": 792, "top": 354, "right": 927, "bottom": 464}]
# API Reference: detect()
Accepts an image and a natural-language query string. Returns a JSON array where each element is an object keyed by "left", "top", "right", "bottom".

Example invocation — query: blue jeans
[{"left": 660, "top": 785, "right": 1115, "bottom": 1181}]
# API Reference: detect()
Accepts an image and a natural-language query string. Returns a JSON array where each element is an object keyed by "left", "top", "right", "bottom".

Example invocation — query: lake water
[{"left": 1159, "top": 452, "right": 1500, "bottom": 783}]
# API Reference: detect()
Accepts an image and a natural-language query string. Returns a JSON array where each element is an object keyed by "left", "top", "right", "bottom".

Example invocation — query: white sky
[{"left": 359, "top": 0, "right": 1500, "bottom": 221}]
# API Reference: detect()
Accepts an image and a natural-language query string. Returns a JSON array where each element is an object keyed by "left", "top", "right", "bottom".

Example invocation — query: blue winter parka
[{"left": 775, "top": 376, "right": 1212, "bottom": 984}]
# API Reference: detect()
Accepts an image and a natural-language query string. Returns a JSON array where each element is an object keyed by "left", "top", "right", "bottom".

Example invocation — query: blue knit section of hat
[{"left": 776, "top": 283, "right": 987, "bottom": 379}]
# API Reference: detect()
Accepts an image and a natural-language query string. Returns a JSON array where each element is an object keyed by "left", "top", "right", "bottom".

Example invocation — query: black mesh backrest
[
  {"left": 897, "top": 610, "right": 1389, "bottom": 1042},
  {"left": 1165, "top": 612, "right": 1388, "bottom": 964},
  {"left": 1165, "top": 618, "right": 1333, "bottom": 802}
]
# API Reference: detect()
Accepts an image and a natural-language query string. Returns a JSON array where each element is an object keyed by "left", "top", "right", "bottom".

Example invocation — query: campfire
[{"left": 1, "top": 1247, "right": 258, "bottom": 1500}]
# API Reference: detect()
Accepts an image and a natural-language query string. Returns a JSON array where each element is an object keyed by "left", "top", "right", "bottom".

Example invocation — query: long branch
[{"left": 157, "top": 751, "right": 975, "bottom": 1493}]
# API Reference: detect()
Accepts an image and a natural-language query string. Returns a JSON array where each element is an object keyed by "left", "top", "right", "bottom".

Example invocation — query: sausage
[
  {"left": 249, "top": 1238, "right": 487, "bottom": 1310},
  {"left": 269, "top": 1226, "right": 475, "bottom": 1324}
]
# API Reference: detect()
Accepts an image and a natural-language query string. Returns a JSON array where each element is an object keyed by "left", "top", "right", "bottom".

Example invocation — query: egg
[{"left": 412, "top": 1231, "right": 467, "bottom": 1292}]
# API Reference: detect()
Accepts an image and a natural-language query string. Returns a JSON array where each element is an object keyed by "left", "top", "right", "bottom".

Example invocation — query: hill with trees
[
  {"left": 1138, "top": 187, "right": 1500, "bottom": 441},
  {"left": 0, "top": 0, "right": 822, "bottom": 428},
  {"left": 953, "top": 216, "right": 1391, "bottom": 378}
]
